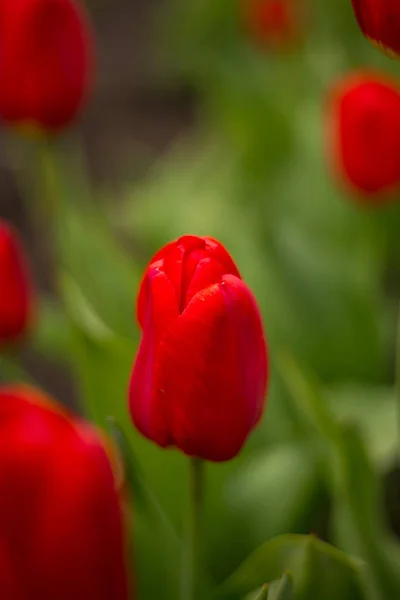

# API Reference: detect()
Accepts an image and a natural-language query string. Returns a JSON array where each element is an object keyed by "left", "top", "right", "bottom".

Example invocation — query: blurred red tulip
[
  {"left": 0, "top": 221, "right": 34, "bottom": 347},
  {"left": 242, "top": 0, "right": 303, "bottom": 50},
  {"left": 0, "top": 0, "right": 93, "bottom": 131},
  {"left": 0, "top": 384, "right": 129, "bottom": 600},
  {"left": 327, "top": 71, "right": 400, "bottom": 200},
  {"left": 129, "top": 235, "right": 268, "bottom": 462},
  {"left": 351, "top": 0, "right": 400, "bottom": 59}
]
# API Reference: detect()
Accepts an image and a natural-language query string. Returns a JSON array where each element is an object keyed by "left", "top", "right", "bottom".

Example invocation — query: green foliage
[
  {"left": 279, "top": 354, "right": 400, "bottom": 600},
  {"left": 217, "top": 534, "right": 364, "bottom": 600},
  {"left": 272, "top": 572, "right": 294, "bottom": 600}
]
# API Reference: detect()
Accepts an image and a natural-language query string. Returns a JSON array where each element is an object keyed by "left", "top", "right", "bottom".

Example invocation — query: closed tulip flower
[
  {"left": 327, "top": 71, "right": 400, "bottom": 199},
  {"left": 129, "top": 235, "right": 268, "bottom": 462},
  {"left": 351, "top": 0, "right": 400, "bottom": 59},
  {"left": 0, "top": 221, "right": 33, "bottom": 346},
  {"left": 0, "top": 0, "right": 93, "bottom": 131},
  {"left": 242, "top": 0, "right": 304, "bottom": 50},
  {"left": 0, "top": 385, "right": 129, "bottom": 600}
]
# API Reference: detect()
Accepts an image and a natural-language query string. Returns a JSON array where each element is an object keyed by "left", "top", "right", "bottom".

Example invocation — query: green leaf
[
  {"left": 57, "top": 201, "right": 141, "bottom": 342},
  {"left": 272, "top": 572, "right": 294, "bottom": 600},
  {"left": 396, "top": 305, "right": 400, "bottom": 451},
  {"left": 331, "top": 425, "right": 400, "bottom": 600},
  {"left": 0, "top": 355, "right": 34, "bottom": 385},
  {"left": 227, "top": 444, "right": 318, "bottom": 543},
  {"left": 279, "top": 354, "right": 400, "bottom": 600},
  {"left": 33, "top": 296, "right": 73, "bottom": 362},
  {"left": 253, "top": 583, "right": 269, "bottom": 600},
  {"left": 106, "top": 417, "right": 180, "bottom": 545},
  {"left": 32, "top": 137, "right": 141, "bottom": 343},
  {"left": 106, "top": 417, "right": 150, "bottom": 512},
  {"left": 216, "top": 534, "right": 364, "bottom": 600},
  {"left": 326, "top": 384, "right": 397, "bottom": 467},
  {"left": 277, "top": 352, "right": 340, "bottom": 444}
]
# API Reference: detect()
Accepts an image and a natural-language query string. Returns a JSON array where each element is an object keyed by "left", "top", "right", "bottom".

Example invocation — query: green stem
[
  {"left": 0, "top": 353, "right": 35, "bottom": 385},
  {"left": 183, "top": 458, "right": 204, "bottom": 600},
  {"left": 396, "top": 304, "right": 400, "bottom": 460}
]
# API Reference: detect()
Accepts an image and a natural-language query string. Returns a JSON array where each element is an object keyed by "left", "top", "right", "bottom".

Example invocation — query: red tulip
[
  {"left": 0, "top": 384, "right": 129, "bottom": 599},
  {"left": 0, "top": 221, "right": 34, "bottom": 347},
  {"left": 327, "top": 71, "right": 400, "bottom": 200},
  {"left": 0, "top": 0, "right": 93, "bottom": 131},
  {"left": 351, "top": 0, "right": 400, "bottom": 59},
  {"left": 129, "top": 235, "right": 268, "bottom": 462},
  {"left": 242, "top": 0, "right": 303, "bottom": 50}
]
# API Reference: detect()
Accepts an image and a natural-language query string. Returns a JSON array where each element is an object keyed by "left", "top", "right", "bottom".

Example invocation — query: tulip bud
[
  {"left": 0, "top": 0, "right": 93, "bottom": 131},
  {"left": 0, "top": 221, "right": 34, "bottom": 347},
  {"left": 242, "top": 0, "right": 304, "bottom": 50},
  {"left": 327, "top": 71, "right": 400, "bottom": 200},
  {"left": 351, "top": 0, "right": 400, "bottom": 59},
  {"left": 129, "top": 235, "right": 268, "bottom": 462},
  {"left": 0, "top": 384, "right": 129, "bottom": 599}
]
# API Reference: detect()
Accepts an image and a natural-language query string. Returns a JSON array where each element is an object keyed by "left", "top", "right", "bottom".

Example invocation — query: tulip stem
[
  {"left": 396, "top": 304, "right": 400, "bottom": 458},
  {"left": 183, "top": 457, "right": 204, "bottom": 600}
]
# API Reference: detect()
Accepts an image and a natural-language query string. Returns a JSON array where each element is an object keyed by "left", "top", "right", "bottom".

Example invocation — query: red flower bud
[
  {"left": 0, "top": 221, "right": 34, "bottom": 347},
  {"left": 327, "top": 71, "right": 400, "bottom": 200},
  {"left": 0, "top": 384, "right": 129, "bottom": 599},
  {"left": 129, "top": 235, "right": 268, "bottom": 462},
  {"left": 242, "top": 0, "right": 304, "bottom": 50},
  {"left": 0, "top": 0, "right": 93, "bottom": 131},
  {"left": 351, "top": 0, "right": 400, "bottom": 59}
]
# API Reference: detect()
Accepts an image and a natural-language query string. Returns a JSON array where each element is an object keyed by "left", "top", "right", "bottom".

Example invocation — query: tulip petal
[
  {"left": 137, "top": 236, "right": 242, "bottom": 321},
  {"left": 130, "top": 268, "right": 179, "bottom": 445},
  {"left": 183, "top": 257, "right": 227, "bottom": 307},
  {"left": 34, "top": 425, "right": 128, "bottom": 600},
  {"left": 0, "top": 0, "right": 92, "bottom": 129},
  {"left": 0, "top": 538, "right": 22, "bottom": 599},
  {"left": 0, "top": 221, "right": 33, "bottom": 344},
  {"left": 202, "top": 237, "right": 241, "bottom": 279},
  {"left": 155, "top": 274, "right": 268, "bottom": 461},
  {"left": 0, "top": 386, "right": 129, "bottom": 599},
  {"left": 351, "top": 0, "right": 400, "bottom": 58}
]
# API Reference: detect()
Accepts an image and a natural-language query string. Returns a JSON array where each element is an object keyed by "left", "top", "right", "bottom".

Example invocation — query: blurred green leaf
[
  {"left": 107, "top": 417, "right": 181, "bottom": 544},
  {"left": 57, "top": 200, "right": 140, "bottom": 342},
  {"left": 106, "top": 417, "right": 150, "bottom": 512},
  {"left": 216, "top": 534, "right": 364, "bottom": 600},
  {"left": 272, "top": 572, "right": 294, "bottom": 600},
  {"left": 0, "top": 355, "right": 34, "bottom": 385},
  {"left": 279, "top": 354, "right": 400, "bottom": 600},
  {"left": 32, "top": 136, "right": 140, "bottom": 344},
  {"left": 396, "top": 305, "right": 400, "bottom": 453},
  {"left": 326, "top": 384, "right": 397, "bottom": 467},
  {"left": 332, "top": 426, "right": 400, "bottom": 600},
  {"left": 33, "top": 296, "right": 73, "bottom": 361},
  {"left": 254, "top": 584, "right": 269, "bottom": 600},
  {"left": 227, "top": 444, "right": 318, "bottom": 543}
]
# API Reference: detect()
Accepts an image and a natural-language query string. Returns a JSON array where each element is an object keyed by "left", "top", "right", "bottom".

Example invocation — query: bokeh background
[{"left": 2, "top": 0, "right": 400, "bottom": 598}]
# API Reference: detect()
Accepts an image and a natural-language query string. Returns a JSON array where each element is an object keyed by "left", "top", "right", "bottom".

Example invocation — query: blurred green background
[{"left": 2, "top": 0, "right": 400, "bottom": 598}]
